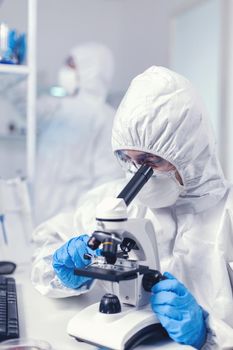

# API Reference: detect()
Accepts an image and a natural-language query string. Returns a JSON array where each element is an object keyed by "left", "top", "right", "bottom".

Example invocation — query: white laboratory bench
[{"left": 12, "top": 264, "right": 194, "bottom": 350}]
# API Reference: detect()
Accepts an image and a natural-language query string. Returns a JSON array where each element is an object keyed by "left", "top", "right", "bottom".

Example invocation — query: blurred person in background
[{"left": 34, "top": 42, "right": 122, "bottom": 224}]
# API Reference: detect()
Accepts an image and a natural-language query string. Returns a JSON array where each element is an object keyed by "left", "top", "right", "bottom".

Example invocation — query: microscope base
[{"left": 67, "top": 303, "right": 167, "bottom": 350}]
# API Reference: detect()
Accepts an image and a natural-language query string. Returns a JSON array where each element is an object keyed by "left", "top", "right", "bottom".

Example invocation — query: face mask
[
  {"left": 127, "top": 171, "right": 185, "bottom": 209},
  {"left": 58, "top": 66, "right": 78, "bottom": 95}
]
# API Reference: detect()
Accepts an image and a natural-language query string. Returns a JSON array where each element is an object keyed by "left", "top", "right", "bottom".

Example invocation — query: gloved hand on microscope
[{"left": 53, "top": 234, "right": 102, "bottom": 289}]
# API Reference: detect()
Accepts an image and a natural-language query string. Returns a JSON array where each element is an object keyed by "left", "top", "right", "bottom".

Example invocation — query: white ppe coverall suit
[
  {"left": 32, "top": 66, "right": 233, "bottom": 349},
  {"left": 34, "top": 43, "right": 122, "bottom": 224}
]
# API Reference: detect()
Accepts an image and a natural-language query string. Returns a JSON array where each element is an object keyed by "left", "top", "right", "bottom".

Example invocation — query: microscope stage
[{"left": 74, "top": 263, "right": 149, "bottom": 282}]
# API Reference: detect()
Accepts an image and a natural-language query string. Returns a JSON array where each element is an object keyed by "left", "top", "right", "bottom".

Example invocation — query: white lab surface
[
  {"left": 34, "top": 43, "right": 122, "bottom": 224},
  {"left": 32, "top": 67, "right": 233, "bottom": 349}
]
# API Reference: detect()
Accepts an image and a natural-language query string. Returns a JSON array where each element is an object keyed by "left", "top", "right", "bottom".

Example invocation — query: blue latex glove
[
  {"left": 53, "top": 234, "right": 101, "bottom": 289},
  {"left": 151, "top": 272, "right": 206, "bottom": 349}
]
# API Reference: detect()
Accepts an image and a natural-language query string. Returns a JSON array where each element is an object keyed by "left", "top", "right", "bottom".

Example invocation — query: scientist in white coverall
[
  {"left": 34, "top": 42, "right": 121, "bottom": 223},
  {"left": 32, "top": 66, "right": 233, "bottom": 349}
]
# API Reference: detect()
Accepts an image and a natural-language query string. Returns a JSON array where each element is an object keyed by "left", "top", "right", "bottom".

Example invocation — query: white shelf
[
  {"left": 0, "top": 64, "right": 29, "bottom": 75},
  {"left": 0, "top": 0, "right": 37, "bottom": 189}
]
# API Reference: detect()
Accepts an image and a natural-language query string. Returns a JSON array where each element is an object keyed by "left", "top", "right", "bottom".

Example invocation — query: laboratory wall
[
  {"left": 1, "top": 0, "right": 233, "bottom": 182},
  {"left": 36, "top": 0, "right": 170, "bottom": 93},
  {"left": 0, "top": 0, "right": 172, "bottom": 179},
  {"left": 0, "top": 0, "right": 172, "bottom": 94}
]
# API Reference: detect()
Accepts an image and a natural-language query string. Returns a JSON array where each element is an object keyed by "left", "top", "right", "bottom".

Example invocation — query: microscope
[{"left": 67, "top": 165, "right": 168, "bottom": 350}]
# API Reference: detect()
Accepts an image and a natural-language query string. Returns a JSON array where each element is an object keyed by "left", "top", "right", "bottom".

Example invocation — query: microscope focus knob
[
  {"left": 142, "top": 270, "right": 166, "bottom": 292},
  {"left": 99, "top": 293, "right": 121, "bottom": 314}
]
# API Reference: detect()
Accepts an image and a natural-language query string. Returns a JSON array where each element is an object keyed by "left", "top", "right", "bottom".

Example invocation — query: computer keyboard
[{"left": 0, "top": 276, "right": 19, "bottom": 341}]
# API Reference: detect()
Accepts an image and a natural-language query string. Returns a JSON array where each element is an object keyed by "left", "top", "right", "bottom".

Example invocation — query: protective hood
[
  {"left": 112, "top": 66, "right": 228, "bottom": 213},
  {"left": 70, "top": 42, "right": 114, "bottom": 101}
]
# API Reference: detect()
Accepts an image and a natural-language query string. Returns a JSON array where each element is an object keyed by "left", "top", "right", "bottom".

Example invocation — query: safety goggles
[
  {"left": 0, "top": 261, "right": 16, "bottom": 275},
  {"left": 115, "top": 150, "right": 176, "bottom": 176}
]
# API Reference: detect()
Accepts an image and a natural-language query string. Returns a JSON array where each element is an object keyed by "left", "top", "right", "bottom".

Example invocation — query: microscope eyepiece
[{"left": 117, "top": 164, "right": 153, "bottom": 206}]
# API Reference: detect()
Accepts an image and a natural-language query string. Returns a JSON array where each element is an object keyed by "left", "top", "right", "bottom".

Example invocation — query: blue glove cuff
[{"left": 191, "top": 308, "right": 207, "bottom": 349}]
